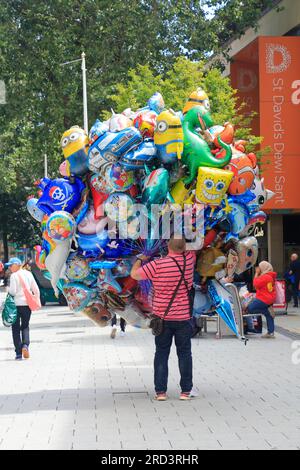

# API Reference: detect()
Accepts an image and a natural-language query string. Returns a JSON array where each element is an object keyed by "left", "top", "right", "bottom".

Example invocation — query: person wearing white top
[{"left": 6, "top": 258, "right": 40, "bottom": 360}]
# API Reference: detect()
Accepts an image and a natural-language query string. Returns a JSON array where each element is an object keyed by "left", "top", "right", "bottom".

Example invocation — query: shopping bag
[
  {"left": 1, "top": 294, "right": 18, "bottom": 327},
  {"left": 18, "top": 273, "right": 41, "bottom": 311}
]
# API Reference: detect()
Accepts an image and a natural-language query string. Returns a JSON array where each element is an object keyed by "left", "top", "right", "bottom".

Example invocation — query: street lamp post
[
  {"left": 60, "top": 52, "right": 88, "bottom": 133},
  {"left": 81, "top": 52, "right": 88, "bottom": 134},
  {"left": 44, "top": 153, "right": 48, "bottom": 178}
]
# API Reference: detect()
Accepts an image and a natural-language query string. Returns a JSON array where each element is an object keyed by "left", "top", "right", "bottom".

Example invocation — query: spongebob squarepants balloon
[{"left": 196, "top": 167, "right": 233, "bottom": 206}]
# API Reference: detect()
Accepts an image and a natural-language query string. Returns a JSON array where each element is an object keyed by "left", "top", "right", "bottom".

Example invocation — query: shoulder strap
[
  {"left": 171, "top": 254, "right": 194, "bottom": 317},
  {"left": 17, "top": 271, "right": 28, "bottom": 293},
  {"left": 171, "top": 255, "right": 189, "bottom": 293},
  {"left": 163, "top": 255, "right": 186, "bottom": 319}
]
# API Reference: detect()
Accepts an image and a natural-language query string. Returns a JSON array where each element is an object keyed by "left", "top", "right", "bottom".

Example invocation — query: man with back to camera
[{"left": 131, "top": 237, "right": 197, "bottom": 401}]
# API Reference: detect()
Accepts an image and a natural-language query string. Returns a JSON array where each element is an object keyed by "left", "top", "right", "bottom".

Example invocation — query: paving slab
[{"left": 0, "top": 302, "right": 300, "bottom": 450}]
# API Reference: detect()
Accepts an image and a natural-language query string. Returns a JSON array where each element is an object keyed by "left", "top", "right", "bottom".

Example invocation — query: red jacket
[{"left": 253, "top": 272, "right": 277, "bottom": 305}]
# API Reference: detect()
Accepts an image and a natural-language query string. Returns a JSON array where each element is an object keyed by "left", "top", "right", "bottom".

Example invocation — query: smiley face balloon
[{"left": 195, "top": 167, "right": 233, "bottom": 206}]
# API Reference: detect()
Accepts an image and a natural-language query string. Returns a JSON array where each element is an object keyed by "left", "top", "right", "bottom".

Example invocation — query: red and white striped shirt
[{"left": 137, "top": 251, "right": 196, "bottom": 321}]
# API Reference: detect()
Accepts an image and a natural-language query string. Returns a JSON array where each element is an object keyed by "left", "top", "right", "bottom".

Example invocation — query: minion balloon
[
  {"left": 154, "top": 109, "right": 183, "bottom": 165},
  {"left": 183, "top": 88, "right": 210, "bottom": 115},
  {"left": 61, "top": 126, "right": 89, "bottom": 176}
]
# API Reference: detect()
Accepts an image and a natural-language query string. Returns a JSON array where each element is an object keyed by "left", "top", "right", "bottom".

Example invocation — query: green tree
[{"left": 109, "top": 56, "right": 261, "bottom": 146}]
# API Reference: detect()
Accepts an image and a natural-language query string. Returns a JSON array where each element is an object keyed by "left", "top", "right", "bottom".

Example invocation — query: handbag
[
  {"left": 149, "top": 255, "right": 187, "bottom": 336},
  {"left": 2, "top": 294, "right": 18, "bottom": 327},
  {"left": 17, "top": 272, "right": 41, "bottom": 312}
]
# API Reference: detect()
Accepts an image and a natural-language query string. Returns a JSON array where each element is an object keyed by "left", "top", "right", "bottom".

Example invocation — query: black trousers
[
  {"left": 111, "top": 314, "right": 126, "bottom": 332},
  {"left": 292, "top": 282, "right": 299, "bottom": 307},
  {"left": 12, "top": 306, "right": 31, "bottom": 356}
]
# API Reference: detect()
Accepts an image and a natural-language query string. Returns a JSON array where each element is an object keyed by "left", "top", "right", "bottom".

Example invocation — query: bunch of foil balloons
[{"left": 27, "top": 89, "right": 274, "bottom": 331}]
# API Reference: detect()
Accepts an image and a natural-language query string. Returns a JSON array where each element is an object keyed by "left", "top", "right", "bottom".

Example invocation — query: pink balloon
[
  {"left": 59, "top": 160, "right": 69, "bottom": 177},
  {"left": 78, "top": 204, "right": 108, "bottom": 235}
]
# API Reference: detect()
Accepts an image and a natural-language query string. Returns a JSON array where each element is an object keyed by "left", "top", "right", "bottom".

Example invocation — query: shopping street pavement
[{"left": 0, "top": 289, "right": 300, "bottom": 450}]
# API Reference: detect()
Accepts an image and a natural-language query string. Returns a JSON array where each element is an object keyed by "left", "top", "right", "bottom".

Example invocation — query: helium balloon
[
  {"left": 112, "top": 259, "right": 133, "bottom": 278},
  {"left": 60, "top": 126, "right": 89, "bottom": 176},
  {"left": 106, "top": 163, "right": 135, "bottom": 192},
  {"left": 206, "top": 123, "right": 234, "bottom": 147},
  {"left": 233, "top": 236, "right": 258, "bottom": 275},
  {"left": 142, "top": 168, "right": 170, "bottom": 206},
  {"left": 120, "top": 140, "right": 157, "bottom": 170},
  {"left": 45, "top": 239, "right": 71, "bottom": 296},
  {"left": 88, "top": 127, "right": 142, "bottom": 173},
  {"left": 116, "top": 301, "right": 150, "bottom": 329},
  {"left": 170, "top": 179, "right": 194, "bottom": 206},
  {"left": 225, "top": 200, "right": 251, "bottom": 239},
  {"left": 225, "top": 153, "right": 257, "bottom": 195},
  {"left": 226, "top": 249, "right": 239, "bottom": 278},
  {"left": 183, "top": 88, "right": 210, "bottom": 115},
  {"left": 63, "top": 282, "right": 95, "bottom": 312},
  {"left": 37, "top": 177, "right": 85, "bottom": 215},
  {"left": 66, "top": 255, "right": 91, "bottom": 281},
  {"left": 89, "top": 175, "right": 109, "bottom": 219},
  {"left": 108, "top": 113, "right": 132, "bottom": 132},
  {"left": 250, "top": 174, "right": 275, "bottom": 207},
  {"left": 196, "top": 247, "right": 226, "bottom": 278},
  {"left": 77, "top": 231, "right": 109, "bottom": 258},
  {"left": 147, "top": 92, "right": 165, "bottom": 114},
  {"left": 59, "top": 160, "right": 69, "bottom": 177},
  {"left": 154, "top": 109, "right": 183, "bottom": 164},
  {"left": 46, "top": 211, "right": 76, "bottom": 242},
  {"left": 104, "top": 193, "right": 134, "bottom": 223},
  {"left": 89, "top": 119, "right": 109, "bottom": 145},
  {"left": 27, "top": 198, "right": 45, "bottom": 222},
  {"left": 133, "top": 110, "right": 157, "bottom": 138},
  {"left": 182, "top": 107, "right": 232, "bottom": 185},
  {"left": 83, "top": 302, "right": 112, "bottom": 327},
  {"left": 77, "top": 204, "right": 108, "bottom": 235},
  {"left": 97, "top": 268, "right": 122, "bottom": 294},
  {"left": 195, "top": 167, "right": 233, "bottom": 206}
]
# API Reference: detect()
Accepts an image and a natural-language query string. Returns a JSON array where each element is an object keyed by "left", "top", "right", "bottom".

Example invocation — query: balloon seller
[{"left": 24, "top": 88, "right": 276, "bottom": 396}]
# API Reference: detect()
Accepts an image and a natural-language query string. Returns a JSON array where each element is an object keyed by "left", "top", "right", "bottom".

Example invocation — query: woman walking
[{"left": 6, "top": 258, "right": 40, "bottom": 360}]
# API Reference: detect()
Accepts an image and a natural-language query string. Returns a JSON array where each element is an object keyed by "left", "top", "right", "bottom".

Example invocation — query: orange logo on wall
[{"left": 259, "top": 37, "right": 300, "bottom": 210}]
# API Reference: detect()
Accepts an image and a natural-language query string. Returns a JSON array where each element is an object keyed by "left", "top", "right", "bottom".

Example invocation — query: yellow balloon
[
  {"left": 171, "top": 178, "right": 194, "bottom": 206},
  {"left": 195, "top": 167, "right": 233, "bottom": 206},
  {"left": 197, "top": 247, "right": 226, "bottom": 277},
  {"left": 154, "top": 110, "right": 183, "bottom": 164},
  {"left": 183, "top": 88, "right": 210, "bottom": 115},
  {"left": 60, "top": 126, "right": 89, "bottom": 160}
]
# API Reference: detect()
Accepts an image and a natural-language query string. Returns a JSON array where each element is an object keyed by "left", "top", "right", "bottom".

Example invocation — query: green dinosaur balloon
[{"left": 181, "top": 106, "right": 232, "bottom": 185}]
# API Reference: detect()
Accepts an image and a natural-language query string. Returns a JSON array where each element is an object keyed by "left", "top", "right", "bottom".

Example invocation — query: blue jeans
[
  {"left": 12, "top": 306, "right": 31, "bottom": 356},
  {"left": 154, "top": 320, "right": 193, "bottom": 393},
  {"left": 248, "top": 299, "right": 275, "bottom": 334}
]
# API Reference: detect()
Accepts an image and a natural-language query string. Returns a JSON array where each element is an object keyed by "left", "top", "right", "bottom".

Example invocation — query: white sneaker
[
  {"left": 110, "top": 326, "right": 117, "bottom": 339},
  {"left": 189, "top": 389, "right": 199, "bottom": 398},
  {"left": 120, "top": 331, "right": 125, "bottom": 337}
]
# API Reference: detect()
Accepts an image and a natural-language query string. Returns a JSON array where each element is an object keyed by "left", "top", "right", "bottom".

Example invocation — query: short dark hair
[{"left": 168, "top": 237, "right": 186, "bottom": 253}]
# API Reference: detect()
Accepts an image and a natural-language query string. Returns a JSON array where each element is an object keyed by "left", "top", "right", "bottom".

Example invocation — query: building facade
[{"left": 213, "top": 0, "right": 300, "bottom": 274}]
